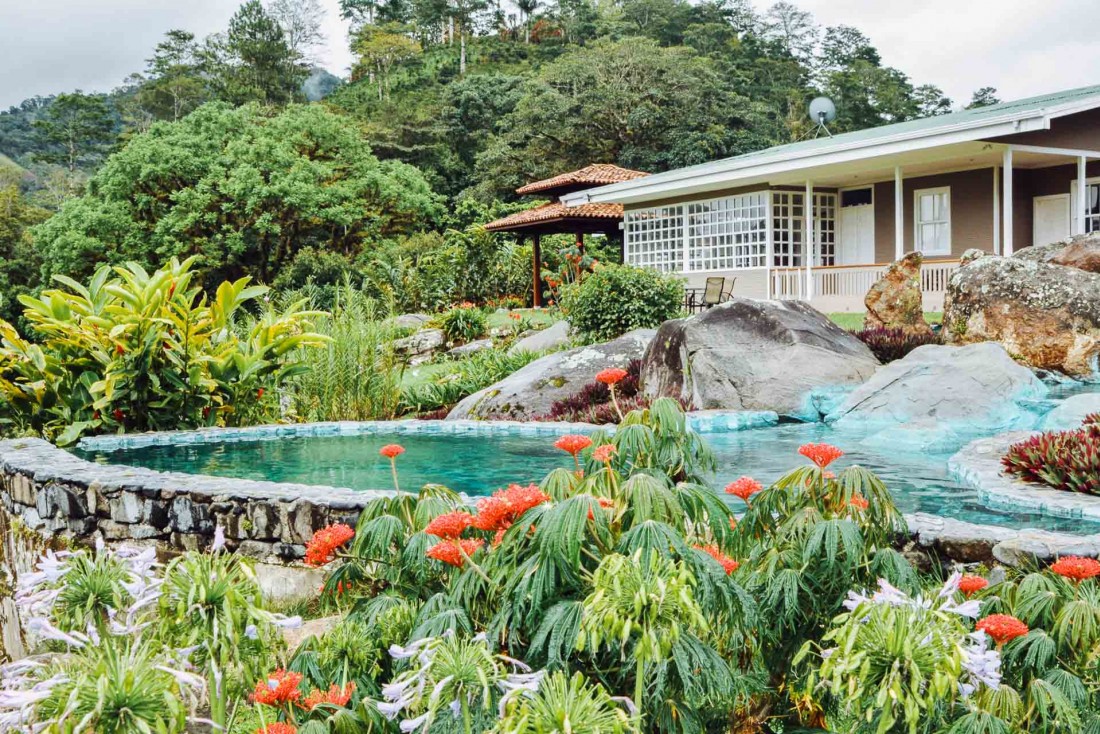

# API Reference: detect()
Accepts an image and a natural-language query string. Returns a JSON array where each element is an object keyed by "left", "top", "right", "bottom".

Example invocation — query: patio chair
[{"left": 701, "top": 277, "right": 736, "bottom": 308}]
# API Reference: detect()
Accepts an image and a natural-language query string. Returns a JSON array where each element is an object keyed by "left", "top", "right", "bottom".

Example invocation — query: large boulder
[
  {"left": 864, "top": 252, "right": 931, "bottom": 334},
  {"left": 509, "top": 320, "right": 571, "bottom": 355},
  {"left": 1040, "top": 393, "right": 1100, "bottom": 432},
  {"left": 640, "top": 299, "right": 879, "bottom": 417},
  {"left": 394, "top": 328, "right": 445, "bottom": 365},
  {"left": 944, "top": 242, "right": 1100, "bottom": 375},
  {"left": 1016, "top": 231, "right": 1100, "bottom": 273},
  {"left": 446, "top": 329, "right": 655, "bottom": 420},
  {"left": 826, "top": 342, "right": 1047, "bottom": 437}
]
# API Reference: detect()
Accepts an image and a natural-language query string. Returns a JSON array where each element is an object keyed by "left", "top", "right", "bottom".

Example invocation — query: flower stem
[
  {"left": 458, "top": 546, "right": 492, "bottom": 584},
  {"left": 390, "top": 458, "right": 401, "bottom": 494},
  {"left": 461, "top": 697, "right": 472, "bottom": 734},
  {"left": 610, "top": 384, "right": 624, "bottom": 422},
  {"left": 633, "top": 657, "right": 646, "bottom": 727}
]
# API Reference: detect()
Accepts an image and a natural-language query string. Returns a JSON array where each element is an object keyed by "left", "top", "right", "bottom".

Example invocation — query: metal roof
[{"left": 563, "top": 84, "right": 1100, "bottom": 206}]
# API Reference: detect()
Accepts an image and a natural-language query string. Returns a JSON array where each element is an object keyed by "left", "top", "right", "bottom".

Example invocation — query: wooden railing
[{"left": 770, "top": 259, "right": 960, "bottom": 312}]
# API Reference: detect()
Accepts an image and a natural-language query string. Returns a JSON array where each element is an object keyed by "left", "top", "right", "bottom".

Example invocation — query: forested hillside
[{"left": 0, "top": 0, "right": 999, "bottom": 322}]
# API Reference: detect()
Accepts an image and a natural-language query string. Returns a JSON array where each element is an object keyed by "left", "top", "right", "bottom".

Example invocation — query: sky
[{"left": 0, "top": 0, "right": 1097, "bottom": 111}]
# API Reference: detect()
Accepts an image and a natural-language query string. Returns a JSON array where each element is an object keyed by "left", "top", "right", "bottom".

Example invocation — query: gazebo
[{"left": 484, "top": 164, "right": 649, "bottom": 307}]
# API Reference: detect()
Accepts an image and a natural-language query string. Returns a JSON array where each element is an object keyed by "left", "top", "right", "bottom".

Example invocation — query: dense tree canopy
[{"left": 33, "top": 103, "right": 443, "bottom": 287}]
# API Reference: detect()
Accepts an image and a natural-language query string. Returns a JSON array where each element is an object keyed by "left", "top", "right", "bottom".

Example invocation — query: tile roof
[
  {"left": 483, "top": 201, "right": 624, "bottom": 231},
  {"left": 515, "top": 164, "right": 649, "bottom": 195}
]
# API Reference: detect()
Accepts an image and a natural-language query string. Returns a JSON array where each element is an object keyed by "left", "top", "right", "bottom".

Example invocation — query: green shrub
[
  {"left": 0, "top": 257, "right": 328, "bottom": 444},
  {"left": 435, "top": 303, "right": 489, "bottom": 344},
  {"left": 400, "top": 347, "right": 540, "bottom": 414},
  {"left": 559, "top": 264, "right": 683, "bottom": 342}
]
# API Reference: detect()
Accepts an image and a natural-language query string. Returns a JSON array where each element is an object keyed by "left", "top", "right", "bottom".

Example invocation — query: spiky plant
[
  {"left": 495, "top": 671, "right": 635, "bottom": 734},
  {"left": 1002, "top": 426, "right": 1100, "bottom": 494}
]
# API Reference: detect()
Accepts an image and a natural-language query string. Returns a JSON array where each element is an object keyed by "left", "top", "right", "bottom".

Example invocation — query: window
[
  {"left": 841, "top": 187, "right": 873, "bottom": 207},
  {"left": 914, "top": 187, "right": 951, "bottom": 255},
  {"left": 1071, "top": 179, "right": 1100, "bottom": 234},
  {"left": 623, "top": 205, "right": 684, "bottom": 272},
  {"left": 686, "top": 192, "right": 768, "bottom": 271},
  {"left": 771, "top": 191, "right": 837, "bottom": 267}
]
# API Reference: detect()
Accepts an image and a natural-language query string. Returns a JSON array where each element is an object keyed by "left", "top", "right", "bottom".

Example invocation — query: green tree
[
  {"left": 967, "top": 86, "right": 1001, "bottom": 109},
  {"left": 914, "top": 83, "right": 952, "bottom": 117},
  {"left": 205, "top": 1, "right": 309, "bottom": 106},
  {"left": 139, "top": 30, "right": 207, "bottom": 121},
  {"left": 31, "top": 92, "right": 116, "bottom": 174},
  {"left": 0, "top": 170, "right": 49, "bottom": 324},
  {"left": 33, "top": 103, "right": 443, "bottom": 288},
  {"left": 351, "top": 23, "right": 422, "bottom": 99}
]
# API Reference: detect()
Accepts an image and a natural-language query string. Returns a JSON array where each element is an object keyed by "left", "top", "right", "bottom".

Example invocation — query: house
[{"left": 559, "top": 85, "right": 1100, "bottom": 312}]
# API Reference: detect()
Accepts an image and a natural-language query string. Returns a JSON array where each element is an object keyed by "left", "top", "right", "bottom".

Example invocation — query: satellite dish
[{"left": 809, "top": 96, "right": 837, "bottom": 126}]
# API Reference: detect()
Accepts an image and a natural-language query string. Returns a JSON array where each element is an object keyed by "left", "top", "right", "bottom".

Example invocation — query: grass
[
  {"left": 828, "top": 312, "right": 943, "bottom": 331},
  {"left": 485, "top": 308, "right": 561, "bottom": 330}
]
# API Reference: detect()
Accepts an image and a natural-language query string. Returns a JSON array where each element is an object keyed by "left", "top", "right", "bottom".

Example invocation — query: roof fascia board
[{"left": 563, "top": 115, "right": 1047, "bottom": 206}]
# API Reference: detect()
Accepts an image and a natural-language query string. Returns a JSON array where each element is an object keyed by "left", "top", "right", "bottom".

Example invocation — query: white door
[
  {"left": 1033, "top": 194, "right": 1070, "bottom": 247},
  {"left": 839, "top": 205, "right": 875, "bottom": 264}
]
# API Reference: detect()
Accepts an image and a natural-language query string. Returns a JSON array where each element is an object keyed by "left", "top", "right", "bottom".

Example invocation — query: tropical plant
[
  {"left": 435, "top": 303, "right": 489, "bottom": 344},
  {"left": 559, "top": 264, "right": 683, "bottom": 343},
  {"left": 287, "top": 285, "right": 406, "bottom": 422},
  {"left": 0, "top": 257, "right": 329, "bottom": 443},
  {"left": 495, "top": 671, "right": 635, "bottom": 734},
  {"left": 851, "top": 325, "right": 942, "bottom": 363},
  {"left": 399, "top": 347, "right": 541, "bottom": 415},
  {"left": 1002, "top": 415, "right": 1100, "bottom": 494}
]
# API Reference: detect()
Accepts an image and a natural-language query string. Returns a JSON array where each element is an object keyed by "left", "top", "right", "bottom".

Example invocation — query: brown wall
[
  {"left": 988, "top": 106, "right": 1100, "bottom": 150},
  {"left": 872, "top": 167, "right": 997, "bottom": 261}
]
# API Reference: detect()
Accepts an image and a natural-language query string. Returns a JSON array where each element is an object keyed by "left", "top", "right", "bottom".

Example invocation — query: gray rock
[
  {"left": 1040, "top": 393, "right": 1100, "bottom": 431},
  {"left": 448, "top": 338, "right": 494, "bottom": 357},
  {"left": 827, "top": 343, "right": 1047, "bottom": 435},
  {"left": 390, "top": 313, "right": 431, "bottom": 330},
  {"left": 394, "top": 329, "right": 445, "bottom": 364},
  {"left": 640, "top": 299, "right": 879, "bottom": 417},
  {"left": 109, "top": 492, "right": 144, "bottom": 524},
  {"left": 447, "top": 329, "right": 655, "bottom": 420},
  {"left": 508, "top": 320, "right": 571, "bottom": 355}
]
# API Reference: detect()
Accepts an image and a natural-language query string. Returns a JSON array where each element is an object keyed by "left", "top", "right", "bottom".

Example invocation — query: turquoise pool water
[{"left": 75, "top": 421, "right": 1100, "bottom": 534}]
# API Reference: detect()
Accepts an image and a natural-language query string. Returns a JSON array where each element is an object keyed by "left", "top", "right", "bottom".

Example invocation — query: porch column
[
  {"left": 894, "top": 166, "right": 904, "bottom": 260},
  {"left": 804, "top": 180, "right": 814, "bottom": 300},
  {"left": 992, "top": 166, "right": 1001, "bottom": 255},
  {"left": 532, "top": 234, "right": 542, "bottom": 308},
  {"left": 1003, "top": 148, "right": 1014, "bottom": 256},
  {"left": 1078, "top": 156, "right": 1089, "bottom": 236}
]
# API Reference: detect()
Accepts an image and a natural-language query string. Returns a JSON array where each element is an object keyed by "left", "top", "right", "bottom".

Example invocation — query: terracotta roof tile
[
  {"left": 483, "top": 202, "right": 624, "bottom": 231},
  {"left": 515, "top": 164, "right": 649, "bottom": 195}
]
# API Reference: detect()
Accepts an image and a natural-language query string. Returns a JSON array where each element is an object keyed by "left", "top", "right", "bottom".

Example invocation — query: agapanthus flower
[
  {"left": 849, "top": 494, "right": 869, "bottom": 511},
  {"left": 256, "top": 724, "right": 297, "bottom": 734},
  {"left": 960, "top": 631, "right": 1002, "bottom": 696},
  {"left": 1050, "top": 555, "right": 1100, "bottom": 583},
  {"left": 724, "top": 476, "right": 763, "bottom": 502},
  {"left": 424, "top": 512, "right": 475, "bottom": 540},
  {"left": 472, "top": 484, "right": 550, "bottom": 532},
  {"left": 252, "top": 669, "right": 303, "bottom": 706},
  {"left": 958, "top": 575, "right": 989, "bottom": 597},
  {"left": 975, "top": 615, "right": 1029, "bottom": 646},
  {"left": 554, "top": 434, "right": 593, "bottom": 456},
  {"left": 380, "top": 444, "right": 406, "bottom": 459},
  {"left": 302, "top": 682, "right": 355, "bottom": 710},
  {"left": 426, "top": 539, "right": 485, "bottom": 567},
  {"left": 593, "top": 444, "right": 616, "bottom": 464},
  {"left": 595, "top": 368, "right": 628, "bottom": 385},
  {"left": 694, "top": 544, "right": 739, "bottom": 574},
  {"left": 304, "top": 524, "right": 355, "bottom": 567},
  {"left": 798, "top": 442, "right": 844, "bottom": 468}
]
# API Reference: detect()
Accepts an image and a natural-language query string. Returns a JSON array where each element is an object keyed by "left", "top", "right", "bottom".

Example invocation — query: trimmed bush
[
  {"left": 851, "top": 326, "right": 942, "bottom": 363},
  {"left": 1002, "top": 414, "right": 1100, "bottom": 494},
  {"left": 559, "top": 264, "right": 683, "bottom": 342}
]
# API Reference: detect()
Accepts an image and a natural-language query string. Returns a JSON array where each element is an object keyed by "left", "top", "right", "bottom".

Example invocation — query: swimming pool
[{"left": 74, "top": 418, "right": 1100, "bottom": 534}]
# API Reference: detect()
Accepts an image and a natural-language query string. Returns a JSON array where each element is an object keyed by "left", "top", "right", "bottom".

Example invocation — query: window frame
[
  {"left": 1070, "top": 176, "right": 1100, "bottom": 235},
  {"left": 913, "top": 185, "right": 952, "bottom": 256}
]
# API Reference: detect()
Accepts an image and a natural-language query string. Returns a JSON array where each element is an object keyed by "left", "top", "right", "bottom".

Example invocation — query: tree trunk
[{"left": 459, "top": 30, "right": 467, "bottom": 74}]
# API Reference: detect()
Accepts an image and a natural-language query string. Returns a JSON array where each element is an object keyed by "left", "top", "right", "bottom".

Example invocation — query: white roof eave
[{"left": 561, "top": 112, "right": 1053, "bottom": 206}]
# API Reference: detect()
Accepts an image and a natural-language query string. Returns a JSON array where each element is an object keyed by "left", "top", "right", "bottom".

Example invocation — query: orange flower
[
  {"left": 1050, "top": 556, "right": 1100, "bottom": 583},
  {"left": 302, "top": 682, "right": 355, "bottom": 710},
  {"left": 593, "top": 444, "right": 616, "bottom": 464},
  {"left": 424, "top": 511, "right": 475, "bottom": 540},
  {"left": 595, "top": 368, "right": 628, "bottom": 386},
  {"left": 304, "top": 524, "right": 355, "bottom": 567},
  {"left": 426, "top": 538, "right": 485, "bottom": 567},
  {"left": 380, "top": 444, "right": 405, "bottom": 459},
  {"left": 729, "top": 517, "right": 738, "bottom": 531},
  {"left": 694, "top": 544, "right": 740, "bottom": 574},
  {"left": 725, "top": 476, "right": 763, "bottom": 502},
  {"left": 256, "top": 725, "right": 297, "bottom": 734},
  {"left": 587, "top": 496, "right": 616, "bottom": 520},
  {"left": 252, "top": 670, "right": 303, "bottom": 706},
  {"left": 257, "top": 388, "right": 265, "bottom": 399},
  {"left": 849, "top": 495, "right": 869, "bottom": 511},
  {"left": 958, "top": 575, "right": 988, "bottom": 597},
  {"left": 554, "top": 434, "right": 593, "bottom": 456},
  {"left": 472, "top": 484, "right": 550, "bottom": 532},
  {"left": 976, "top": 614, "right": 1029, "bottom": 646},
  {"left": 799, "top": 443, "right": 844, "bottom": 468}
]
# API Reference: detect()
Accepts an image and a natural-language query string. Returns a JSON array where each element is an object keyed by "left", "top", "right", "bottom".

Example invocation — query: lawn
[{"left": 829, "top": 312, "right": 943, "bottom": 331}]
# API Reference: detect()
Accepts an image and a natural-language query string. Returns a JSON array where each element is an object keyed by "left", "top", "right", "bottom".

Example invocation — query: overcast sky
[{"left": 1, "top": 0, "right": 1097, "bottom": 111}]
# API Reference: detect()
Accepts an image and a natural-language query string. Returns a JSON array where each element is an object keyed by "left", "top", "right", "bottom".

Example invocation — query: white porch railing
[{"left": 770, "top": 259, "right": 960, "bottom": 313}]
